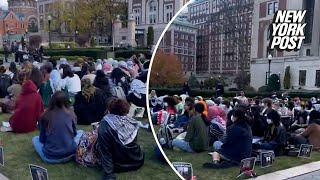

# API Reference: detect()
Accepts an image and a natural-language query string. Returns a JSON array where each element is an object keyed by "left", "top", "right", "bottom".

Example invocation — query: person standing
[
  {"left": 39, "top": 46, "right": 44, "bottom": 62},
  {"left": 182, "top": 82, "right": 191, "bottom": 96},
  {"left": 3, "top": 42, "right": 9, "bottom": 63}
]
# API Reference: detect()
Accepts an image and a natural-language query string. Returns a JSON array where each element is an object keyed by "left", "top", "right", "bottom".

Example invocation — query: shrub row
[
  {"left": 50, "top": 56, "right": 88, "bottom": 61},
  {"left": 114, "top": 49, "right": 152, "bottom": 59},
  {"left": 150, "top": 88, "right": 320, "bottom": 99},
  {"left": 43, "top": 48, "right": 152, "bottom": 60},
  {"left": 44, "top": 48, "right": 106, "bottom": 60}
]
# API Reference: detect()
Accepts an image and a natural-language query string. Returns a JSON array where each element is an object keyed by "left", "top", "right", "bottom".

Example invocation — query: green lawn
[
  {"left": 0, "top": 114, "right": 176, "bottom": 180},
  {"left": 164, "top": 140, "right": 320, "bottom": 179}
]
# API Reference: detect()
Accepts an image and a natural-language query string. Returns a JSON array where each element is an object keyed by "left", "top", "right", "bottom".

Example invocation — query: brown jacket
[{"left": 300, "top": 123, "right": 320, "bottom": 150}]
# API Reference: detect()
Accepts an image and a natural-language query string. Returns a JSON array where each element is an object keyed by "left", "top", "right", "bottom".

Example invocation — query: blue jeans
[
  {"left": 213, "top": 141, "right": 223, "bottom": 151},
  {"left": 172, "top": 139, "right": 194, "bottom": 153},
  {"left": 32, "top": 130, "right": 83, "bottom": 164}
]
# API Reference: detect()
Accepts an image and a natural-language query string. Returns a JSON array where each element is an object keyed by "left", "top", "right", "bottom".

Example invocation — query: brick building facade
[
  {"left": 0, "top": 0, "right": 38, "bottom": 42},
  {"left": 158, "top": 15, "right": 197, "bottom": 75},
  {"left": 189, "top": 0, "right": 253, "bottom": 75},
  {"left": 128, "top": 0, "right": 187, "bottom": 46}
]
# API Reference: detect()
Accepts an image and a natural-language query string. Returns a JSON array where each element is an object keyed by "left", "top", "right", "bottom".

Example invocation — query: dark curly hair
[{"left": 107, "top": 98, "right": 130, "bottom": 116}]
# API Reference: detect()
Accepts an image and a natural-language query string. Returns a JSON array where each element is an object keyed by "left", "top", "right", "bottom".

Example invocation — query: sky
[{"left": 0, "top": 0, "right": 8, "bottom": 9}]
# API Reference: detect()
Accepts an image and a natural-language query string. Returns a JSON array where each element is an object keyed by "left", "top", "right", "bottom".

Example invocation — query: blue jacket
[{"left": 39, "top": 109, "right": 77, "bottom": 159}]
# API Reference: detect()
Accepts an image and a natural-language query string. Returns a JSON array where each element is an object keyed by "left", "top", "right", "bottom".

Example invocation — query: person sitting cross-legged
[
  {"left": 204, "top": 106, "right": 252, "bottom": 168},
  {"left": 32, "top": 91, "right": 83, "bottom": 163},
  {"left": 74, "top": 78, "right": 108, "bottom": 125},
  {"left": 9, "top": 67, "right": 44, "bottom": 133},
  {"left": 96, "top": 98, "right": 144, "bottom": 179},
  {"left": 171, "top": 102, "right": 209, "bottom": 153},
  {"left": 253, "top": 109, "right": 287, "bottom": 155}
]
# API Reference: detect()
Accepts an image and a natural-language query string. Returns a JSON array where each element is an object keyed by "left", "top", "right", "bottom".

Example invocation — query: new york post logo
[{"left": 269, "top": 10, "right": 306, "bottom": 51}]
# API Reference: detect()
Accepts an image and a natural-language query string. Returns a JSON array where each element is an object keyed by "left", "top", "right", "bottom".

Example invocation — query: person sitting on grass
[
  {"left": 253, "top": 110, "right": 287, "bottom": 155},
  {"left": 204, "top": 106, "right": 252, "bottom": 168},
  {"left": 163, "top": 96, "right": 178, "bottom": 115},
  {"left": 174, "top": 95, "right": 184, "bottom": 115},
  {"left": 50, "top": 69, "right": 62, "bottom": 93},
  {"left": 74, "top": 78, "right": 108, "bottom": 125},
  {"left": 5, "top": 62, "right": 18, "bottom": 81},
  {"left": 0, "top": 71, "right": 24, "bottom": 114},
  {"left": 93, "top": 70, "right": 112, "bottom": 98},
  {"left": 61, "top": 64, "right": 81, "bottom": 99},
  {"left": 170, "top": 97, "right": 195, "bottom": 129},
  {"left": 82, "top": 63, "right": 96, "bottom": 85},
  {"left": 96, "top": 98, "right": 144, "bottom": 179},
  {"left": 289, "top": 110, "right": 320, "bottom": 150},
  {"left": 9, "top": 67, "right": 44, "bottom": 133},
  {"left": 172, "top": 102, "right": 209, "bottom": 153},
  {"left": 32, "top": 91, "right": 83, "bottom": 163},
  {"left": 39, "top": 62, "right": 54, "bottom": 108}
]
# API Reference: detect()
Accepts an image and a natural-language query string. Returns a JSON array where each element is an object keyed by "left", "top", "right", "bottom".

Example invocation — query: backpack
[
  {"left": 111, "top": 85, "right": 126, "bottom": 99},
  {"left": 76, "top": 130, "right": 101, "bottom": 167},
  {"left": 0, "top": 74, "right": 11, "bottom": 98},
  {"left": 157, "top": 124, "right": 173, "bottom": 149}
]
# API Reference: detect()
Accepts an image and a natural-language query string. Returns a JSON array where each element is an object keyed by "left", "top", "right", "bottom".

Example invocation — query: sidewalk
[
  {"left": 252, "top": 161, "right": 320, "bottom": 180},
  {"left": 0, "top": 173, "right": 8, "bottom": 180}
]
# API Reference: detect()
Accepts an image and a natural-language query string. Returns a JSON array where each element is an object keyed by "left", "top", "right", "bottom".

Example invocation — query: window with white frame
[
  {"left": 165, "top": 4, "right": 173, "bottom": 23},
  {"left": 133, "top": 8, "right": 141, "bottom": 25},
  {"left": 148, "top": 0, "right": 158, "bottom": 24}
]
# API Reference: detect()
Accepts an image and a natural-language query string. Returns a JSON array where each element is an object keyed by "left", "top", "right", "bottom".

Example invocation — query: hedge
[
  {"left": 50, "top": 56, "right": 88, "bottom": 61},
  {"left": 150, "top": 88, "right": 320, "bottom": 99},
  {"left": 114, "top": 49, "right": 152, "bottom": 59},
  {"left": 43, "top": 48, "right": 152, "bottom": 60},
  {"left": 44, "top": 48, "right": 106, "bottom": 59}
]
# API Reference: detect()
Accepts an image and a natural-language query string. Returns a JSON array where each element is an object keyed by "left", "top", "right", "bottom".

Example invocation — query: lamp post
[
  {"left": 48, "top": 15, "right": 52, "bottom": 49},
  {"left": 267, "top": 54, "right": 272, "bottom": 84}
]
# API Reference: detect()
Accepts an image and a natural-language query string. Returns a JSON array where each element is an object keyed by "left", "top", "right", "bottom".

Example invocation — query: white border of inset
[{"left": 146, "top": 1, "right": 194, "bottom": 180}]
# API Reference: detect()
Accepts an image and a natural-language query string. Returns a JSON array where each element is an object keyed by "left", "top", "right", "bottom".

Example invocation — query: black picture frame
[
  {"left": 298, "top": 144, "right": 313, "bottom": 159},
  {"left": 172, "top": 162, "right": 193, "bottom": 180},
  {"left": 29, "top": 164, "right": 49, "bottom": 180},
  {"left": 260, "top": 150, "right": 275, "bottom": 168}
]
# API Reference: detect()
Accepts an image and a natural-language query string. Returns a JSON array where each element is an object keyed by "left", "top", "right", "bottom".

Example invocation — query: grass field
[
  {"left": 0, "top": 114, "right": 176, "bottom": 180},
  {"left": 164, "top": 139, "right": 320, "bottom": 179}
]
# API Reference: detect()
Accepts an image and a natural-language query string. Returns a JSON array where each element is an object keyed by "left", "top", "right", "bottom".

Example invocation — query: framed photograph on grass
[
  {"left": 298, "top": 144, "right": 313, "bottom": 159},
  {"left": 172, "top": 162, "right": 193, "bottom": 180},
  {"left": 260, "top": 150, "right": 275, "bottom": 168},
  {"left": 29, "top": 164, "right": 49, "bottom": 180}
]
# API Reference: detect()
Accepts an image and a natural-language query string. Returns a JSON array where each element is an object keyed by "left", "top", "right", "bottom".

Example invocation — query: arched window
[{"left": 28, "top": 17, "right": 38, "bottom": 32}]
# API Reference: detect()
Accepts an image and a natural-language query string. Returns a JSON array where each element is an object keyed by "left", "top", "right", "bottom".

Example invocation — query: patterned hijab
[{"left": 81, "top": 78, "right": 96, "bottom": 102}]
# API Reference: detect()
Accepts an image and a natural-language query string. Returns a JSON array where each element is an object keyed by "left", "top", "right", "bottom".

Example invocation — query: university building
[
  {"left": 0, "top": 0, "right": 38, "bottom": 42},
  {"left": 188, "top": 0, "right": 254, "bottom": 75},
  {"left": 158, "top": 15, "right": 197, "bottom": 76},
  {"left": 250, "top": 0, "right": 320, "bottom": 90},
  {"left": 128, "top": 0, "right": 187, "bottom": 46}
]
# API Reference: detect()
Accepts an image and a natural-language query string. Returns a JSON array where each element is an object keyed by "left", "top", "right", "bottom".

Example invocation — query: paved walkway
[
  {"left": 288, "top": 170, "right": 320, "bottom": 180},
  {"left": 251, "top": 161, "right": 320, "bottom": 180},
  {"left": 0, "top": 173, "right": 8, "bottom": 180}
]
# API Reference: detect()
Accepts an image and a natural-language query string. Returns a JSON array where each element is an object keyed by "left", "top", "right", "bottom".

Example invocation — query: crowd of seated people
[
  {"left": 151, "top": 89, "right": 320, "bottom": 168},
  {"left": 0, "top": 54, "right": 149, "bottom": 179}
]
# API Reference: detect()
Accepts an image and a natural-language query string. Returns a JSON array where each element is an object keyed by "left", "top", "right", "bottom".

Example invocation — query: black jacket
[
  {"left": 218, "top": 121, "right": 252, "bottom": 164},
  {"left": 97, "top": 120, "right": 144, "bottom": 180},
  {"left": 74, "top": 88, "right": 108, "bottom": 125}
]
